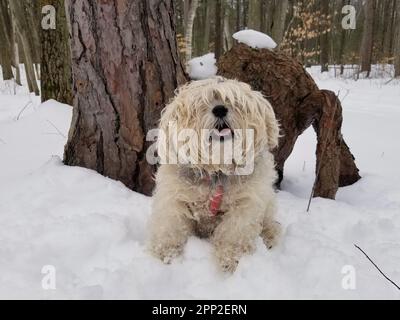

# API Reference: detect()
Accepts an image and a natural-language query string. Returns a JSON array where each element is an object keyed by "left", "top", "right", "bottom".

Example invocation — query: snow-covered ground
[{"left": 0, "top": 66, "right": 399, "bottom": 299}]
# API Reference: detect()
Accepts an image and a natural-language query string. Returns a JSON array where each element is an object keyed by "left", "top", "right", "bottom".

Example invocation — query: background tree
[
  {"left": 394, "top": 0, "right": 400, "bottom": 77},
  {"left": 359, "top": 0, "right": 376, "bottom": 76},
  {"left": 8, "top": 0, "right": 40, "bottom": 95},
  {"left": 0, "top": 0, "right": 13, "bottom": 80},
  {"left": 319, "top": 0, "right": 330, "bottom": 72},
  {"left": 63, "top": 0, "right": 186, "bottom": 196},
  {"left": 271, "top": 0, "right": 289, "bottom": 46},
  {"left": 214, "top": 0, "right": 224, "bottom": 59},
  {"left": 248, "top": 0, "right": 262, "bottom": 31},
  {"left": 40, "top": 0, "right": 73, "bottom": 105},
  {"left": 184, "top": 0, "right": 199, "bottom": 62}
]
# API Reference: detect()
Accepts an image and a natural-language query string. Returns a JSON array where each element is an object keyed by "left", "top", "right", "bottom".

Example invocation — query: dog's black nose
[{"left": 212, "top": 105, "right": 228, "bottom": 118}]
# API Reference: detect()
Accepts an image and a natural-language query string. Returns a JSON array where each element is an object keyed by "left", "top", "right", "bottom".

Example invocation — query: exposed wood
[{"left": 218, "top": 43, "right": 361, "bottom": 199}]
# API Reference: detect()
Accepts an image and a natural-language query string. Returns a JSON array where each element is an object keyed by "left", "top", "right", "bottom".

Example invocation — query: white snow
[
  {"left": 187, "top": 53, "right": 218, "bottom": 80},
  {"left": 1, "top": 66, "right": 400, "bottom": 299},
  {"left": 233, "top": 29, "right": 277, "bottom": 50}
]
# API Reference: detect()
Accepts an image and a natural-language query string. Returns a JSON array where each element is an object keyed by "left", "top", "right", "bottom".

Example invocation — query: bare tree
[
  {"left": 184, "top": 0, "right": 199, "bottom": 62},
  {"left": 248, "top": 0, "right": 262, "bottom": 30},
  {"left": 0, "top": 0, "right": 13, "bottom": 80},
  {"left": 359, "top": 0, "right": 376, "bottom": 76},
  {"left": 40, "top": 0, "right": 73, "bottom": 105},
  {"left": 320, "top": 0, "right": 330, "bottom": 72},
  {"left": 271, "top": 0, "right": 289, "bottom": 45},
  {"left": 203, "top": 0, "right": 212, "bottom": 53},
  {"left": 64, "top": 0, "right": 186, "bottom": 196},
  {"left": 215, "top": 0, "right": 224, "bottom": 59},
  {"left": 8, "top": 0, "right": 40, "bottom": 95},
  {"left": 394, "top": 0, "right": 400, "bottom": 77}
]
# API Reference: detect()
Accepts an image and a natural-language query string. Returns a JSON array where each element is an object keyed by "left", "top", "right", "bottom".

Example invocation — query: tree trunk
[
  {"left": 248, "top": 0, "right": 261, "bottom": 30},
  {"left": 184, "top": 0, "right": 199, "bottom": 62},
  {"left": 9, "top": 0, "right": 40, "bottom": 95},
  {"left": 64, "top": 0, "right": 186, "bottom": 196},
  {"left": 394, "top": 0, "right": 400, "bottom": 77},
  {"left": 13, "top": 21, "right": 21, "bottom": 86},
  {"left": 338, "top": 0, "right": 348, "bottom": 75},
  {"left": 218, "top": 43, "right": 361, "bottom": 199},
  {"left": 320, "top": 0, "right": 330, "bottom": 73},
  {"left": 25, "top": 0, "right": 41, "bottom": 65},
  {"left": 236, "top": 0, "right": 241, "bottom": 31},
  {"left": 0, "top": 0, "right": 13, "bottom": 80},
  {"left": 214, "top": 0, "right": 224, "bottom": 59},
  {"left": 201, "top": 0, "right": 212, "bottom": 54},
  {"left": 271, "top": 0, "right": 289, "bottom": 45},
  {"left": 359, "top": 0, "right": 375, "bottom": 76},
  {"left": 223, "top": 1, "right": 233, "bottom": 51},
  {"left": 40, "top": 0, "right": 73, "bottom": 105}
]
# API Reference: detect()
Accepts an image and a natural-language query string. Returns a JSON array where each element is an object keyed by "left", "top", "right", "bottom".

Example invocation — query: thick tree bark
[
  {"left": 218, "top": 44, "right": 361, "bottom": 199},
  {"left": 40, "top": 0, "right": 73, "bottom": 105},
  {"left": 359, "top": 0, "right": 375, "bottom": 76},
  {"left": 64, "top": 0, "right": 186, "bottom": 196}
]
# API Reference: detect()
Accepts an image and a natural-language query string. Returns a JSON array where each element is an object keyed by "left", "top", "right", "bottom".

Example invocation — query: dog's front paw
[
  {"left": 214, "top": 248, "right": 240, "bottom": 273},
  {"left": 219, "top": 257, "right": 239, "bottom": 273},
  {"left": 261, "top": 221, "right": 281, "bottom": 249},
  {"left": 149, "top": 242, "right": 184, "bottom": 264}
]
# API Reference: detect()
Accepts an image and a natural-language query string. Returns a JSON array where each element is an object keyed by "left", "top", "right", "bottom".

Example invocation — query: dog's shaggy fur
[{"left": 148, "top": 77, "right": 281, "bottom": 272}]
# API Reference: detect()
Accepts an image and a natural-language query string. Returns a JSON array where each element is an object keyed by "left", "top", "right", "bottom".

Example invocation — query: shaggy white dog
[{"left": 148, "top": 77, "right": 281, "bottom": 272}]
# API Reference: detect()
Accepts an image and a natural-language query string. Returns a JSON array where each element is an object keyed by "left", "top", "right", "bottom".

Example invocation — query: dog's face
[{"left": 158, "top": 77, "right": 279, "bottom": 173}]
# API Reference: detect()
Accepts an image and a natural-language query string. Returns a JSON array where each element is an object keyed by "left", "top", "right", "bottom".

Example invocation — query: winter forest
[{"left": 0, "top": 0, "right": 400, "bottom": 300}]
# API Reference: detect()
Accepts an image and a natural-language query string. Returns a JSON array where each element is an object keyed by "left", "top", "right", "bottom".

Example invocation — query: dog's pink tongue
[{"left": 217, "top": 128, "right": 232, "bottom": 137}]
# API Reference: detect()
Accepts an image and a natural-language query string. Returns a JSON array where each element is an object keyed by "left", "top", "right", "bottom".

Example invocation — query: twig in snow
[
  {"left": 16, "top": 100, "right": 33, "bottom": 121},
  {"left": 340, "top": 89, "right": 350, "bottom": 103},
  {"left": 384, "top": 78, "right": 395, "bottom": 85},
  {"left": 46, "top": 120, "right": 66, "bottom": 138},
  {"left": 354, "top": 244, "right": 400, "bottom": 291}
]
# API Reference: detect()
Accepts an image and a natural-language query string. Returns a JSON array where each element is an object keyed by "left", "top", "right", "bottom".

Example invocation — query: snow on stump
[
  {"left": 218, "top": 43, "right": 361, "bottom": 199},
  {"left": 233, "top": 30, "right": 277, "bottom": 50},
  {"left": 187, "top": 53, "right": 218, "bottom": 80}
]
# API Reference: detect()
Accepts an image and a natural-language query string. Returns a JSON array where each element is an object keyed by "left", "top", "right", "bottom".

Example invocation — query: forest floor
[{"left": 0, "top": 66, "right": 399, "bottom": 299}]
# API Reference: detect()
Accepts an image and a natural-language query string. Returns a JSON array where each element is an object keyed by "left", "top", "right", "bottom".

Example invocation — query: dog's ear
[{"left": 252, "top": 92, "right": 280, "bottom": 151}]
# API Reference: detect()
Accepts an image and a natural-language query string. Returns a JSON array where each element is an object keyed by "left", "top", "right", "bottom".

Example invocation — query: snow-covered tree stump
[{"left": 218, "top": 43, "right": 361, "bottom": 199}]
